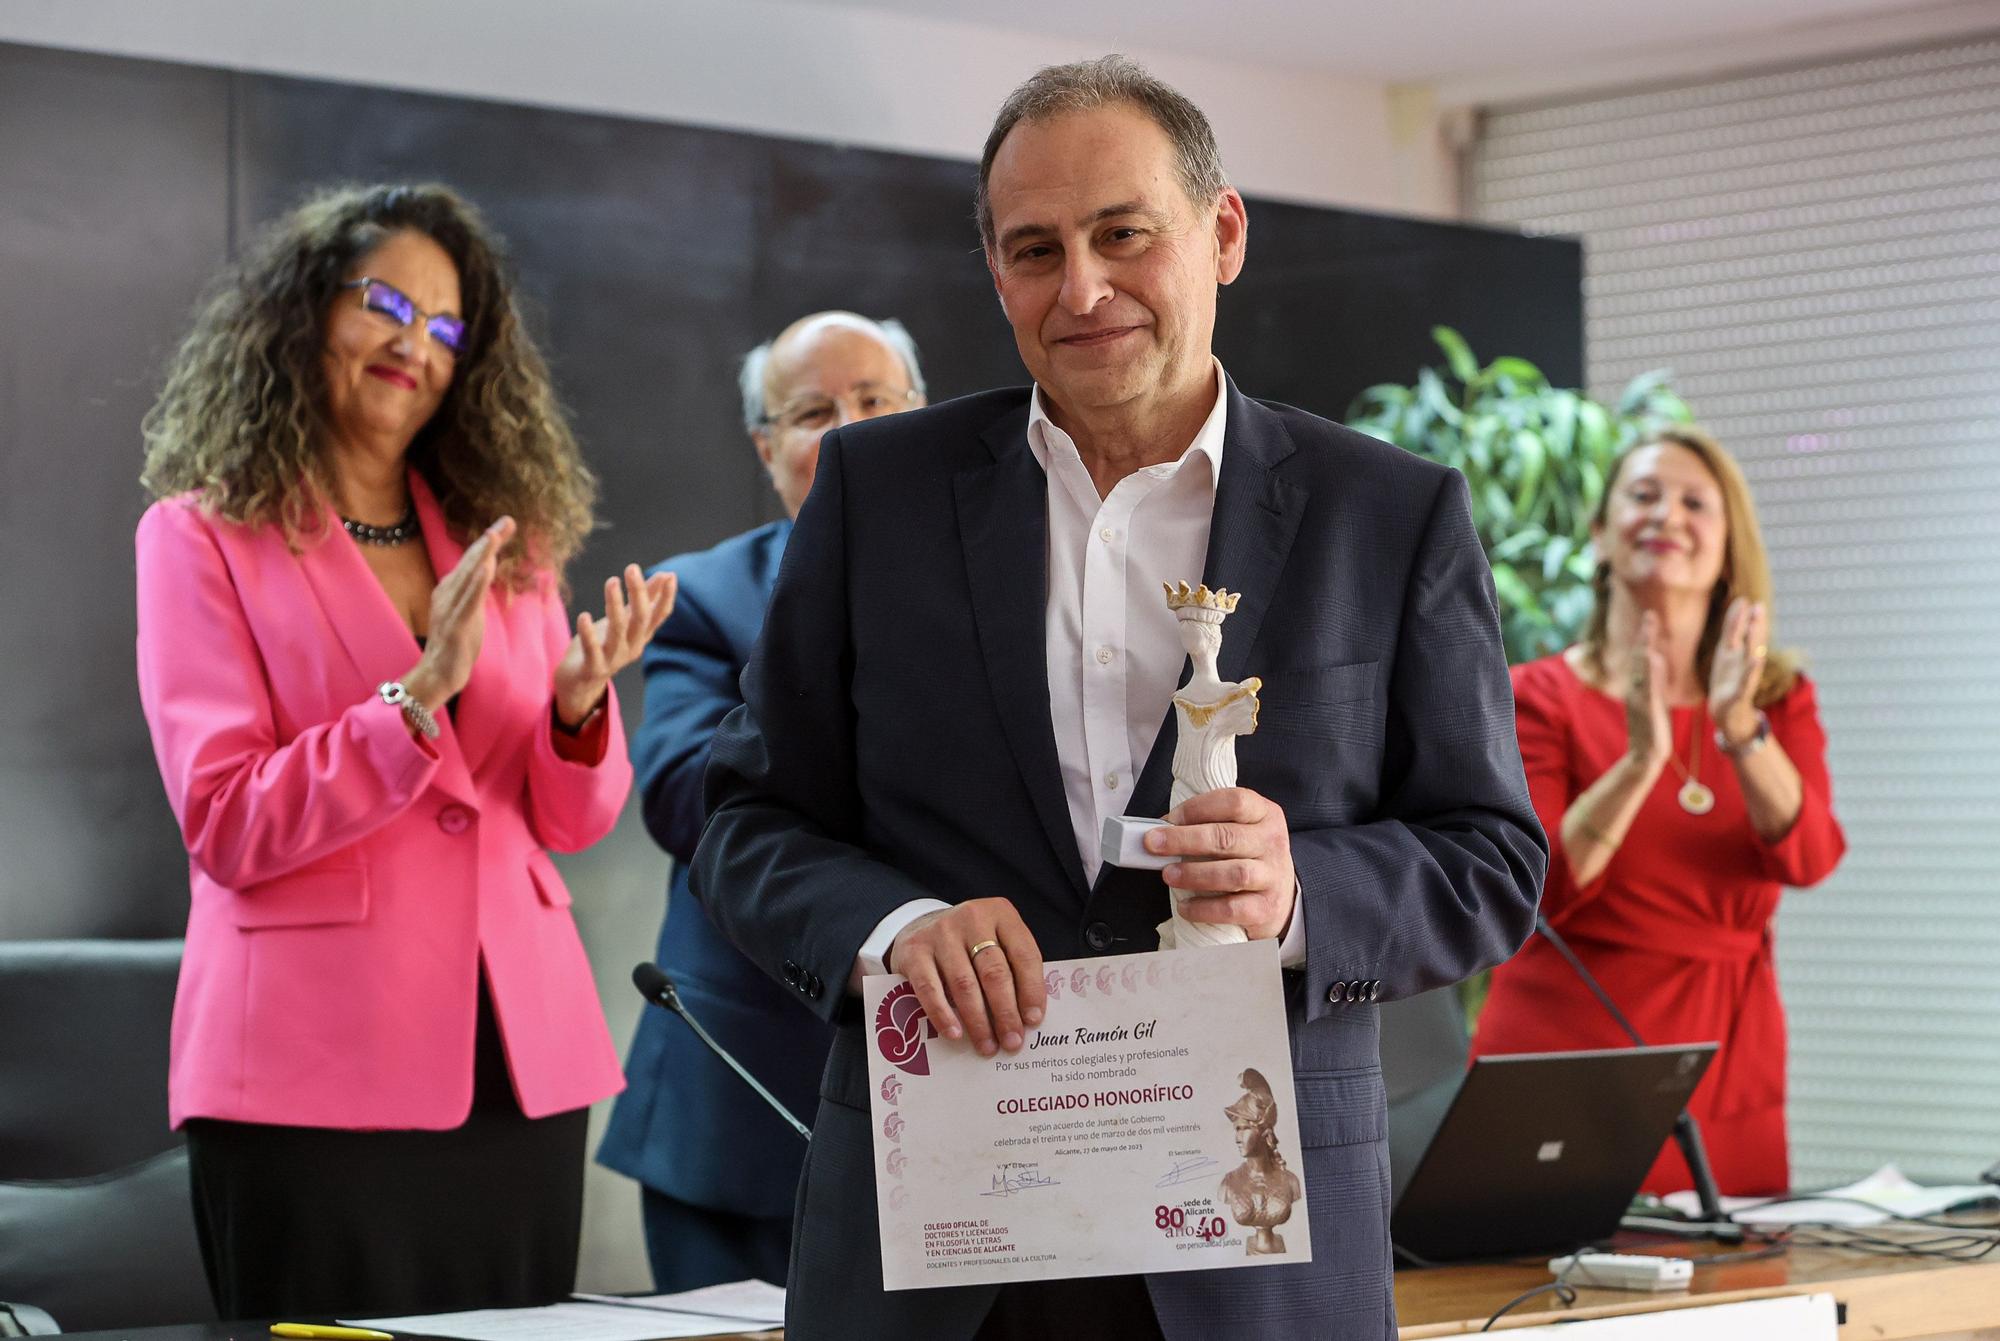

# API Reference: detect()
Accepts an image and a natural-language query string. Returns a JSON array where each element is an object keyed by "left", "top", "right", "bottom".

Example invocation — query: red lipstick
[{"left": 366, "top": 365, "right": 418, "bottom": 390}]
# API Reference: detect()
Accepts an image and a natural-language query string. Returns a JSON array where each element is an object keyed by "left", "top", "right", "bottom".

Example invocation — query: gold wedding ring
[
  {"left": 1754, "top": 644, "right": 1768, "bottom": 658},
  {"left": 968, "top": 939, "right": 1001, "bottom": 959}
]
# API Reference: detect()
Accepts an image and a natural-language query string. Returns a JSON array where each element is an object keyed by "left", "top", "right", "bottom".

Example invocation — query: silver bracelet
[
  {"left": 1715, "top": 711, "right": 1771, "bottom": 759},
  {"left": 378, "top": 680, "right": 440, "bottom": 739}
]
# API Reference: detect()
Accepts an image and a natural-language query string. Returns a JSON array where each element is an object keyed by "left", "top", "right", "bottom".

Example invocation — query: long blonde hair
[
  {"left": 141, "top": 183, "right": 595, "bottom": 589},
  {"left": 1581, "top": 425, "right": 1800, "bottom": 706}
]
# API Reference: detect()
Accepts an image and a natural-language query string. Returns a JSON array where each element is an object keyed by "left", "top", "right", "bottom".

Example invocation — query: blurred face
[
  {"left": 321, "top": 229, "right": 460, "bottom": 455},
  {"left": 1594, "top": 442, "right": 1729, "bottom": 597},
  {"left": 984, "top": 103, "right": 1245, "bottom": 425},
  {"left": 753, "top": 320, "right": 921, "bottom": 518}
]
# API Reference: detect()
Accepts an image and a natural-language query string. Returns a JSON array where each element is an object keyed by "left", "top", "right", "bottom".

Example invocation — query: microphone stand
[
  {"left": 1535, "top": 917, "right": 1739, "bottom": 1240},
  {"left": 632, "top": 962, "right": 811, "bottom": 1143}
]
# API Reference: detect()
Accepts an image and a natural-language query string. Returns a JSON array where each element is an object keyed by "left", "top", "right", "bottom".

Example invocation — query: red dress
[{"left": 1470, "top": 654, "right": 1845, "bottom": 1196}]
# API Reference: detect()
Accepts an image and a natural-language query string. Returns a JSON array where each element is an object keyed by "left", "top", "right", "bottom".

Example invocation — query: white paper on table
[
  {"left": 1502, "top": 1291, "right": 1837, "bottom": 1338},
  {"left": 342, "top": 1301, "right": 770, "bottom": 1340},
  {"left": 864, "top": 939, "right": 1310, "bottom": 1290},
  {"left": 573, "top": 1281, "right": 784, "bottom": 1325},
  {"left": 1662, "top": 1163, "right": 1999, "bottom": 1226}
]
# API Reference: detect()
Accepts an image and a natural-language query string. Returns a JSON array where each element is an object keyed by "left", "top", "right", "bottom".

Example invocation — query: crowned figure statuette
[{"left": 1155, "top": 581, "right": 1262, "bottom": 952}]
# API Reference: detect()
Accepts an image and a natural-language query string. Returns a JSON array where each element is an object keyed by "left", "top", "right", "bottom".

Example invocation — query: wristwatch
[
  {"left": 1715, "top": 711, "right": 1771, "bottom": 759},
  {"left": 378, "top": 680, "right": 441, "bottom": 739}
]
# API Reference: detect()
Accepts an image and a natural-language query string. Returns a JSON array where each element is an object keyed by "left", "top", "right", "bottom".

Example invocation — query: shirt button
[
  {"left": 1105, "top": 772, "right": 1120, "bottom": 791},
  {"left": 1098, "top": 527, "right": 1115, "bottom": 543},
  {"left": 437, "top": 805, "right": 471, "bottom": 835},
  {"left": 1095, "top": 646, "right": 1114, "bottom": 665}
]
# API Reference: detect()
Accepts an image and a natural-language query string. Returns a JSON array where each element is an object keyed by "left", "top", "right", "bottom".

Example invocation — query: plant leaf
[
  {"left": 1541, "top": 391, "right": 1578, "bottom": 463},
  {"left": 1417, "top": 366, "right": 1464, "bottom": 427},
  {"left": 1347, "top": 384, "right": 1412, "bottom": 422},
  {"left": 1541, "top": 533, "right": 1574, "bottom": 584},
  {"left": 1615, "top": 368, "right": 1677, "bottom": 417},
  {"left": 1433, "top": 326, "right": 1479, "bottom": 385},
  {"left": 1576, "top": 400, "right": 1612, "bottom": 466},
  {"left": 1342, "top": 343, "right": 1686, "bottom": 667},
  {"left": 1490, "top": 562, "right": 1539, "bottom": 615},
  {"left": 1486, "top": 356, "right": 1546, "bottom": 390},
  {"left": 1510, "top": 429, "right": 1547, "bottom": 515},
  {"left": 1492, "top": 527, "right": 1550, "bottom": 563}
]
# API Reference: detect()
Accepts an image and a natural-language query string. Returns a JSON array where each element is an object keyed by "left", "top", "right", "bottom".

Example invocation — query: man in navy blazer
[
  {"left": 597, "top": 311, "right": 927, "bottom": 1290},
  {"left": 692, "top": 57, "right": 1545, "bottom": 1339}
]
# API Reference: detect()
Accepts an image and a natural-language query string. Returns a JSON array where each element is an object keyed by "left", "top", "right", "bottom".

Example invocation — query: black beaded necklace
[{"left": 341, "top": 504, "right": 421, "bottom": 546}]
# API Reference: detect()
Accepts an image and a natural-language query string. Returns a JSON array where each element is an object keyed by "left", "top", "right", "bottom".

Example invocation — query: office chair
[{"left": 0, "top": 939, "right": 214, "bottom": 1330}]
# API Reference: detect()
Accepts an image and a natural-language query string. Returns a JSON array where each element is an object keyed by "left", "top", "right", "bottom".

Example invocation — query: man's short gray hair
[
  {"left": 975, "top": 54, "right": 1228, "bottom": 251},
  {"left": 738, "top": 315, "right": 928, "bottom": 436}
]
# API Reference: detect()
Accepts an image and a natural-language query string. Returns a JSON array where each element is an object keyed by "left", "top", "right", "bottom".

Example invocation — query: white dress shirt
[{"left": 849, "top": 363, "right": 1302, "bottom": 989}]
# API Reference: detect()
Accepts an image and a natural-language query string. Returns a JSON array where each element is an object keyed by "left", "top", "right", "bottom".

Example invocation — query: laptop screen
[{"left": 1391, "top": 1043, "right": 1718, "bottom": 1263}]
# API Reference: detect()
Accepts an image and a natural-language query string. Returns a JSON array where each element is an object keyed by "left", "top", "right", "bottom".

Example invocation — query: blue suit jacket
[
  {"left": 692, "top": 382, "right": 1546, "bottom": 1339},
  {"left": 597, "top": 520, "right": 833, "bottom": 1219}
]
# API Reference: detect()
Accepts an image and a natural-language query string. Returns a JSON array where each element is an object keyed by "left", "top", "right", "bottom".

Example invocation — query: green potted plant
[
  {"left": 1347, "top": 326, "right": 1693, "bottom": 667},
  {"left": 1346, "top": 328, "right": 1693, "bottom": 1023}
]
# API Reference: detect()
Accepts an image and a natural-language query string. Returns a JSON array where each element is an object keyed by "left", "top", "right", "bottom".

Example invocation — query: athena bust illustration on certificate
[{"left": 1219, "top": 1067, "right": 1302, "bottom": 1256}]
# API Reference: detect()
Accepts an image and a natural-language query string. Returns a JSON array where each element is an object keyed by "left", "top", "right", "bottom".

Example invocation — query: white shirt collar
[{"left": 1025, "top": 358, "right": 1228, "bottom": 489}]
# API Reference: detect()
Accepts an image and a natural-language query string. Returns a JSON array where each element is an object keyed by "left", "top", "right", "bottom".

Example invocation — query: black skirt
[{"left": 183, "top": 978, "right": 588, "bottom": 1320}]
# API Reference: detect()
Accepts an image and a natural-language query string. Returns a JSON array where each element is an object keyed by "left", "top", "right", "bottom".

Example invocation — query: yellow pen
[{"left": 271, "top": 1326, "right": 393, "bottom": 1340}]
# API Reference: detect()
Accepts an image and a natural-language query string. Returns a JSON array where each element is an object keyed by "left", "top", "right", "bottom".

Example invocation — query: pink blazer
[{"left": 135, "top": 474, "right": 629, "bottom": 1130}]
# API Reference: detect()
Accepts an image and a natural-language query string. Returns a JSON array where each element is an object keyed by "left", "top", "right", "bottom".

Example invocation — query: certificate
[{"left": 863, "top": 938, "right": 1310, "bottom": 1290}]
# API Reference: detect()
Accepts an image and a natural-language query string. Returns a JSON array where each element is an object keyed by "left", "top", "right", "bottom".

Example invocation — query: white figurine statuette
[{"left": 1156, "top": 581, "right": 1261, "bottom": 951}]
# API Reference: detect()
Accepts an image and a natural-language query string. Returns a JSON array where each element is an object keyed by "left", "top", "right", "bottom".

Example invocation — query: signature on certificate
[
  {"left": 1154, "top": 1154, "right": 1220, "bottom": 1188},
  {"left": 984, "top": 1161, "right": 1060, "bottom": 1197}
]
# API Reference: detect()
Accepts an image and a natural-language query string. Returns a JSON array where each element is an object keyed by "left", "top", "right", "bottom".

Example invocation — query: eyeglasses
[
  {"left": 341, "top": 278, "right": 466, "bottom": 356},
  {"left": 761, "top": 385, "right": 918, "bottom": 432}
]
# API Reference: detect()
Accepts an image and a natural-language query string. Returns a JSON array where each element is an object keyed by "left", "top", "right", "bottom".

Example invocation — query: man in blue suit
[
  {"left": 598, "top": 311, "right": 927, "bottom": 1290},
  {"left": 693, "top": 57, "right": 1545, "bottom": 1339}
]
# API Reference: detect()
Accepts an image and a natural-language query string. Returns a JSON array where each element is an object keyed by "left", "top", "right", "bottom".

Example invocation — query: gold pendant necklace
[{"left": 1669, "top": 704, "right": 1714, "bottom": 815}]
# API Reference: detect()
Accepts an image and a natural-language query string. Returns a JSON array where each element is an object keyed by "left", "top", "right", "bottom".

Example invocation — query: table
[
  {"left": 59, "top": 1323, "right": 779, "bottom": 1341},
  {"left": 59, "top": 1227, "right": 2000, "bottom": 1341},
  {"left": 1395, "top": 1221, "right": 2000, "bottom": 1338}
]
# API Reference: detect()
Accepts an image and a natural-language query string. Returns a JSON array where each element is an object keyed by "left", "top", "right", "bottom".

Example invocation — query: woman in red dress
[{"left": 1470, "top": 426, "right": 1845, "bottom": 1196}]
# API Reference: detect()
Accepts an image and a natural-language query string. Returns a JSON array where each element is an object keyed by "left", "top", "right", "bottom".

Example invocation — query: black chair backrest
[{"left": 0, "top": 939, "right": 183, "bottom": 1179}]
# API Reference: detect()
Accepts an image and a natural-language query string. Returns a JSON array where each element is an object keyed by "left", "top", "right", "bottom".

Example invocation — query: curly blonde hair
[
  {"left": 141, "top": 182, "right": 595, "bottom": 589},
  {"left": 1581, "top": 425, "right": 1800, "bottom": 706}
]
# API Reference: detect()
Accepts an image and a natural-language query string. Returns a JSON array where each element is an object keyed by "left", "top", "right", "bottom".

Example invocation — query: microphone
[
  {"left": 631, "top": 962, "right": 811, "bottom": 1143},
  {"left": 1533, "top": 916, "right": 1737, "bottom": 1238}
]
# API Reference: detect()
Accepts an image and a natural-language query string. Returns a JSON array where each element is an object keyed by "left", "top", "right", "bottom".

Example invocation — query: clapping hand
[
  {"left": 552, "top": 564, "right": 677, "bottom": 727},
  {"left": 404, "top": 516, "right": 515, "bottom": 710},
  {"left": 1707, "top": 597, "right": 1768, "bottom": 745},
  {"left": 1623, "top": 610, "right": 1673, "bottom": 772}
]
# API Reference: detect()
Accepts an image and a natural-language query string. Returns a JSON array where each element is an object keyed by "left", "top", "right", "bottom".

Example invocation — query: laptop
[{"left": 1390, "top": 1043, "right": 1717, "bottom": 1262}]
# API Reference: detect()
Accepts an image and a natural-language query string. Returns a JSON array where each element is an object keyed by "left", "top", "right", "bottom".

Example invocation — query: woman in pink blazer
[{"left": 135, "top": 184, "right": 674, "bottom": 1319}]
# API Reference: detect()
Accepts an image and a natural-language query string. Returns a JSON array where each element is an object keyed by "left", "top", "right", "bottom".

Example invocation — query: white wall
[{"left": 0, "top": 0, "right": 1419, "bottom": 215}]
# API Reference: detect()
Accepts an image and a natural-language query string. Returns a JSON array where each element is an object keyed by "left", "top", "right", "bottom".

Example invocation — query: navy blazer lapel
[
  {"left": 1123, "top": 377, "right": 1307, "bottom": 823},
  {"left": 955, "top": 405, "right": 1091, "bottom": 901},
  {"left": 1202, "top": 378, "right": 1307, "bottom": 684}
]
